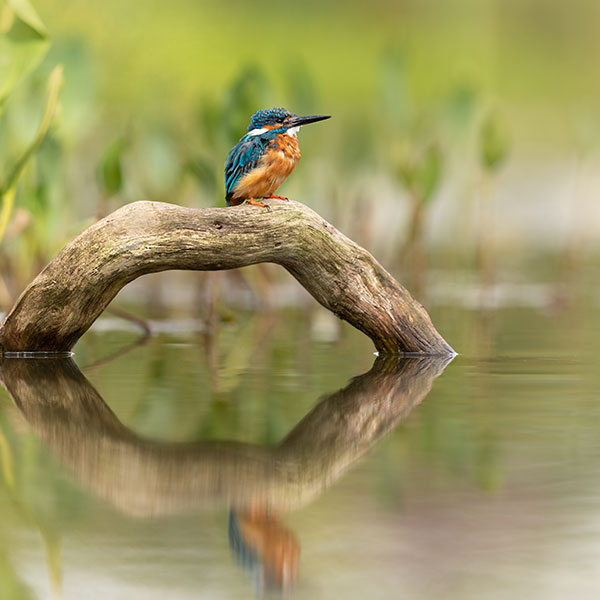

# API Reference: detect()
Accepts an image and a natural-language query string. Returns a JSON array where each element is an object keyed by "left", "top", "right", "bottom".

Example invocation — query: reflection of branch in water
[
  {"left": 0, "top": 354, "right": 451, "bottom": 516},
  {"left": 80, "top": 306, "right": 152, "bottom": 372},
  {"left": 0, "top": 353, "right": 452, "bottom": 593},
  {"left": 81, "top": 330, "right": 151, "bottom": 373}
]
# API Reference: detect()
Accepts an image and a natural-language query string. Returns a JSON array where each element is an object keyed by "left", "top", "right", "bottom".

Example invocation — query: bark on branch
[{"left": 0, "top": 200, "right": 454, "bottom": 354}]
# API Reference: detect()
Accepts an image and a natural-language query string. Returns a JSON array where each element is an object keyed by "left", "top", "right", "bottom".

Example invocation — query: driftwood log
[{"left": 0, "top": 200, "right": 454, "bottom": 355}]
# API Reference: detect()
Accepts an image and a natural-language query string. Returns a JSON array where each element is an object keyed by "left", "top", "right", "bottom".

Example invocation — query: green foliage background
[{"left": 1, "top": 0, "right": 599, "bottom": 307}]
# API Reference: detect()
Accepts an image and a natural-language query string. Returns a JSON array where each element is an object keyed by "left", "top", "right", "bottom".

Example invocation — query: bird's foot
[
  {"left": 246, "top": 197, "right": 269, "bottom": 209},
  {"left": 265, "top": 194, "right": 288, "bottom": 201}
]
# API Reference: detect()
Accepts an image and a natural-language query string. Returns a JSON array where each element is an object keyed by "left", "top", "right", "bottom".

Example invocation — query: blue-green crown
[{"left": 247, "top": 107, "right": 295, "bottom": 131}]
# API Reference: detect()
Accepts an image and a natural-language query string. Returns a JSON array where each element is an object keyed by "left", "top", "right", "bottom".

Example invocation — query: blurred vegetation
[
  {"left": 476, "top": 109, "right": 511, "bottom": 288},
  {"left": 0, "top": 0, "right": 599, "bottom": 317}
]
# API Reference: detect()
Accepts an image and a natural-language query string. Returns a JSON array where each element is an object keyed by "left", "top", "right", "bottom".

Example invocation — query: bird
[{"left": 224, "top": 107, "right": 330, "bottom": 208}]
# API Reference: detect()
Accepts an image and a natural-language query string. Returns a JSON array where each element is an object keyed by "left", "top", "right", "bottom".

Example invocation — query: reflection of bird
[
  {"left": 228, "top": 509, "right": 299, "bottom": 592},
  {"left": 224, "top": 107, "right": 330, "bottom": 207}
]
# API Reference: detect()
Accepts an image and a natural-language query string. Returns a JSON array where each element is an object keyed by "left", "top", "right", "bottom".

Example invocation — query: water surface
[{"left": 0, "top": 302, "right": 599, "bottom": 599}]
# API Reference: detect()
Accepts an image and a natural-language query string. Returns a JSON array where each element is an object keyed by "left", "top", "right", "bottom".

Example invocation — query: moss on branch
[{"left": 0, "top": 200, "right": 454, "bottom": 355}]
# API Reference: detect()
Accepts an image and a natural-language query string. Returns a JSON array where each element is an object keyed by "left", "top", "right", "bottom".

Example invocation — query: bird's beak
[{"left": 286, "top": 114, "right": 331, "bottom": 128}]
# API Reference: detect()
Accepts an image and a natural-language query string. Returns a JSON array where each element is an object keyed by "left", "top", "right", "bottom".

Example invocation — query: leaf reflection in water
[{"left": 0, "top": 352, "right": 452, "bottom": 594}]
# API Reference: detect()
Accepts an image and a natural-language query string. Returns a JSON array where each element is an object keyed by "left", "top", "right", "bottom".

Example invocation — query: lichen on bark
[{"left": 0, "top": 200, "right": 454, "bottom": 355}]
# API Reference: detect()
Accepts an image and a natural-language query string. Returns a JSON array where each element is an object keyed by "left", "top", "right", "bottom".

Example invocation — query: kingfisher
[{"left": 224, "top": 107, "right": 330, "bottom": 207}]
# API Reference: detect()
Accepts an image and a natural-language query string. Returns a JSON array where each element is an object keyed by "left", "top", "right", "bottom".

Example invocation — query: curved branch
[{"left": 0, "top": 200, "right": 454, "bottom": 354}]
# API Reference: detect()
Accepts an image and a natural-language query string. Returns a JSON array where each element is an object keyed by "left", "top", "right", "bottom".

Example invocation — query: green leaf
[
  {"left": 397, "top": 158, "right": 415, "bottom": 191},
  {"left": 1, "top": 64, "right": 63, "bottom": 194},
  {"left": 397, "top": 143, "right": 443, "bottom": 205},
  {"left": 0, "top": 0, "right": 49, "bottom": 103},
  {"left": 415, "top": 144, "right": 442, "bottom": 205},
  {"left": 97, "top": 138, "right": 127, "bottom": 196},
  {"left": 0, "top": 185, "right": 16, "bottom": 242},
  {"left": 0, "top": 64, "right": 63, "bottom": 244},
  {"left": 445, "top": 83, "right": 478, "bottom": 134},
  {"left": 6, "top": 0, "right": 47, "bottom": 36},
  {"left": 396, "top": 142, "right": 416, "bottom": 190},
  {"left": 479, "top": 110, "right": 510, "bottom": 172}
]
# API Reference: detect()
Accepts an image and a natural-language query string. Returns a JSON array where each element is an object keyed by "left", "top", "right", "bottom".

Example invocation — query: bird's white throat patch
[
  {"left": 247, "top": 128, "right": 268, "bottom": 136},
  {"left": 247, "top": 126, "right": 299, "bottom": 137}
]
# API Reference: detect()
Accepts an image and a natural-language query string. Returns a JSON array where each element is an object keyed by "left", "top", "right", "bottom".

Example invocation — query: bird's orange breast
[{"left": 231, "top": 134, "right": 301, "bottom": 202}]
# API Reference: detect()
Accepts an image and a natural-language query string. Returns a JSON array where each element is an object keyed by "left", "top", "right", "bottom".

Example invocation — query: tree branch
[{"left": 0, "top": 200, "right": 454, "bottom": 354}]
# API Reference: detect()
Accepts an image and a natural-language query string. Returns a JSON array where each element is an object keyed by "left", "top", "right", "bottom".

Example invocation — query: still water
[{"left": 0, "top": 300, "right": 599, "bottom": 599}]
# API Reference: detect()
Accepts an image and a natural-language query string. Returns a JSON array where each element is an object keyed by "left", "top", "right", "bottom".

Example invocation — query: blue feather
[
  {"left": 247, "top": 108, "right": 294, "bottom": 131},
  {"left": 224, "top": 131, "right": 278, "bottom": 205}
]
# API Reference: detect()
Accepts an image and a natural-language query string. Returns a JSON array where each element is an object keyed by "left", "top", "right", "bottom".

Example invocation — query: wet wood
[{"left": 0, "top": 200, "right": 454, "bottom": 354}]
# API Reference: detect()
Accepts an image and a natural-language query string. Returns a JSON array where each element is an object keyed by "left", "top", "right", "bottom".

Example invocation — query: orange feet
[
  {"left": 265, "top": 194, "right": 288, "bottom": 201},
  {"left": 246, "top": 197, "right": 268, "bottom": 208}
]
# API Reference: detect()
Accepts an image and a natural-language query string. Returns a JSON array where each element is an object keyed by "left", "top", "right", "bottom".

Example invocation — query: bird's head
[{"left": 246, "top": 107, "right": 330, "bottom": 136}]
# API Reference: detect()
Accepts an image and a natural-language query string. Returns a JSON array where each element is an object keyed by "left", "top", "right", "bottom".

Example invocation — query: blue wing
[{"left": 224, "top": 134, "right": 272, "bottom": 205}]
